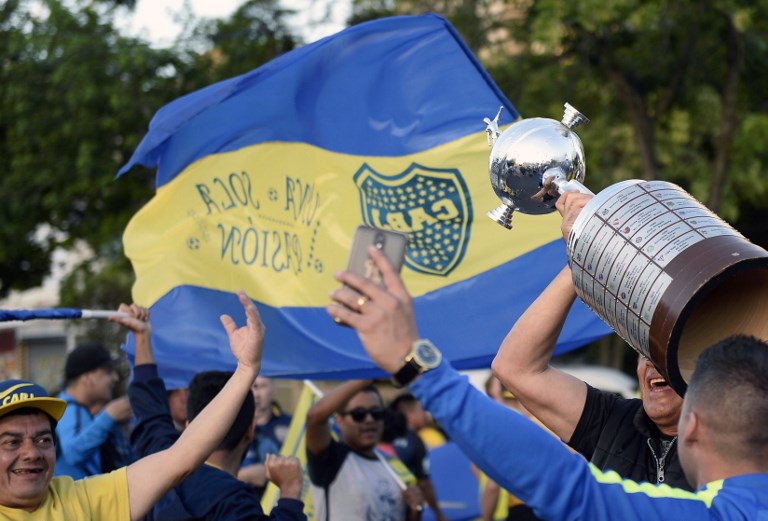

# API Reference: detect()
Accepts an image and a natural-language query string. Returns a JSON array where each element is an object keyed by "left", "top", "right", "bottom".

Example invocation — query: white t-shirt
[{"left": 308, "top": 440, "right": 406, "bottom": 521}]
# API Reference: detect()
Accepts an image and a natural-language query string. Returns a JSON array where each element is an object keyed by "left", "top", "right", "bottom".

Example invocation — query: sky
[{"left": 122, "top": 0, "right": 349, "bottom": 46}]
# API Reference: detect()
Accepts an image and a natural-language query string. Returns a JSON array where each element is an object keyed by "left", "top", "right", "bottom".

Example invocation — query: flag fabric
[
  {"left": 118, "top": 13, "right": 611, "bottom": 389},
  {"left": 424, "top": 442, "right": 481, "bottom": 520}
]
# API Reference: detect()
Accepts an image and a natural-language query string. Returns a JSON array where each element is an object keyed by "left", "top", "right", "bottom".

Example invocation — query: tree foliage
[
  {"left": 0, "top": 0, "right": 182, "bottom": 298},
  {"left": 0, "top": 0, "right": 299, "bottom": 309},
  {"left": 364, "top": 0, "right": 768, "bottom": 244}
]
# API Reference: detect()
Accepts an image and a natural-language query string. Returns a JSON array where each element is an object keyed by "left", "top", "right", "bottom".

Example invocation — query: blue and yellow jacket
[{"left": 411, "top": 362, "right": 768, "bottom": 520}]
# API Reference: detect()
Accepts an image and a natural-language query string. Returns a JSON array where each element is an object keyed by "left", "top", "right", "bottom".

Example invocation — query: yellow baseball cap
[{"left": 0, "top": 380, "right": 67, "bottom": 421}]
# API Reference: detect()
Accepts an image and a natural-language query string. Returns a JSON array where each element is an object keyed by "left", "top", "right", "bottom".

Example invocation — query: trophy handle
[
  {"left": 542, "top": 167, "right": 594, "bottom": 196},
  {"left": 554, "top": 178, "right": 594, "bottom": 196}
]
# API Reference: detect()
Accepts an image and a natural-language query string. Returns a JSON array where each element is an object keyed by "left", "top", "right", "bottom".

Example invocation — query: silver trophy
[
  {"left": 486, "top": 103, "right": 592, "bottom": 229},
  {"left": 484, "top": 102, "right": 768, "bottom": 396}
]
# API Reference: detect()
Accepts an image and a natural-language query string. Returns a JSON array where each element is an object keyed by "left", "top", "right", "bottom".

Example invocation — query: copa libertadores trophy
[{"left": 486, "top": 103, "right": 768, "bottom": 395}]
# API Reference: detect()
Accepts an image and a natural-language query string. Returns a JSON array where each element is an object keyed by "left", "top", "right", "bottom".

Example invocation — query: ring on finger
[{"left": 356, "top": 295, "right": 369, "bottom": 311}]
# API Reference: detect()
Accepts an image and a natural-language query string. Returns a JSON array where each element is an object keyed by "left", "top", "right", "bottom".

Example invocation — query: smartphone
[
  {"left": 346, "top": 225, "right": 408, "bottom": 286},
  {"left": 335, "top": 226, "right": 408, "bottom": 326}
]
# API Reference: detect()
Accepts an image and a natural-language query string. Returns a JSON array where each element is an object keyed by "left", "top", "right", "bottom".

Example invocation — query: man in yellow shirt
[{"left": 0, "top": 290, "right": 266, "bottom": 520}]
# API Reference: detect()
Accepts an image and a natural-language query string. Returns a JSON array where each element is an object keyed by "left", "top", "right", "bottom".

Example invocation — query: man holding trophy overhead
[{"left": 487, "top": 102, "right": 768, "bottom": 492}]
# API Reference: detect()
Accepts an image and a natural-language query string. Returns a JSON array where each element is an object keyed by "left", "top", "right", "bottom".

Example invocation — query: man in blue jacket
[
  {"left": 128, "top": 304, "right": 306, "bottom": 521},
  {"left": 55, "top": 343, "right": 134, "bottom": 478},
  {"left": 327, "top": 245, "right": 768, "bottom": 520}
]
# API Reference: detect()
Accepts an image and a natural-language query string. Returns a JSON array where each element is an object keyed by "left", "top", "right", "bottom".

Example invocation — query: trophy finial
[
  {"left": 562, "top": 103, "right": 590, "bottom": 130},
  {"left": 484, "top": 106, "right": 504, "bottom": 147},
  {"left": 487, "top": 202, "right": 515, "bottom": 230}
]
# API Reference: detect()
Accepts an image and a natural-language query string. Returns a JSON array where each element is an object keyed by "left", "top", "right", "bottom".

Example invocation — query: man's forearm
[
  {"left": 418, "top": 478, "right": 445, "bottom": 520},
  {"left": 491, "top": 264, "right": 587, "bottom": 441},
  {"left": 174, "top": 364, "right": 258, "bottom": 464},
  {"left": 133, "top": 330, "right": 154, "bottom": 366}
]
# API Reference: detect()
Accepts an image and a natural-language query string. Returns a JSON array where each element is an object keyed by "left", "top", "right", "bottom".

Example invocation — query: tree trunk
[
  {"left": 608, "top": 70, "right": 659, "bottom": 181},
  {"left": 707, "top": 13, "right": 743, "bottom": 213}
]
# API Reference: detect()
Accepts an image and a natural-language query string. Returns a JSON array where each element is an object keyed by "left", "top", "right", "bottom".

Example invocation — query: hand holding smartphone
[
  {"left": 346, "top": 225, "right": 408, "bottom": 286},
  {"left": 335, "top": 225, "right": 408, "bottom": 325}
]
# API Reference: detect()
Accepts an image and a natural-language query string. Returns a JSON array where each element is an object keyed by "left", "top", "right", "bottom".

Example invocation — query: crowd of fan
[{"left": 1, "top": 193, "right": 766, "bottom": 520}]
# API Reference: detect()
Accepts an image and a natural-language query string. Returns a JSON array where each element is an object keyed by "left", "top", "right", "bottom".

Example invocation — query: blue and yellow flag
[{"left": 118, "top": 14, "right": 611, "bottom": 388}]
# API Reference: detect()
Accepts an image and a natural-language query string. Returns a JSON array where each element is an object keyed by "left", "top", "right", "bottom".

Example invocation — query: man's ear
[{"left": 682, "top": 409, "right": 700, "bottom": 445}]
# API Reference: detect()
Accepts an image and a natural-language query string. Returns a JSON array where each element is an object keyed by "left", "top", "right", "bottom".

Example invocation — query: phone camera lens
[{"left": 374, "top": 232, "right": 385, "bottom": 249}]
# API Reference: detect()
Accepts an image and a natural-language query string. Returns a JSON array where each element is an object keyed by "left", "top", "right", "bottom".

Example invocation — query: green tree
[
  {"left": 0, "top": 0, "right": 184, "bottom": 299},
  {"left": 485, "top": 0, "right": 768, "bottom": 230},
  {"left": 1, "top": 0, "right": 301, "bottom": 314},
  {"left": 361, "top": 0, "right": 768, "bottom": 240},
  {"left": 194, "top": 0, "right": 298, "bottom": 84}
]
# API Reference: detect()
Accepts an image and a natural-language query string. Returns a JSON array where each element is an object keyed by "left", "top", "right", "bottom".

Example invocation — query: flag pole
[{"left": 0, "top": 308, "right": 129, "bottom": 322}]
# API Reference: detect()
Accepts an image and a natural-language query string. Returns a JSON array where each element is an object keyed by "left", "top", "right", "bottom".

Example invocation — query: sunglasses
[{"left": 340, "top": 406, "right": 385, "bottom": 422}]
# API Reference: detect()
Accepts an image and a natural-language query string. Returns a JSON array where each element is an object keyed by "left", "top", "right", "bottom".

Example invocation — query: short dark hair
[
  {"left": 64, "top": 343, "right": 115, "bottom": 385},
  {"left": 338, "top": 384, "right": 382, "bottom": 413},
  {"left": 687, "top": 335, "right": 768, "bottom": 460},
  {"left": 187, "top": 371, "right": 255, "bottom": 451},
  {"left": 389, "top": 392, "right": 418, "bottom": 413},
  {"left": 381, "top": 409, "right": 408, "bottom": 443}
]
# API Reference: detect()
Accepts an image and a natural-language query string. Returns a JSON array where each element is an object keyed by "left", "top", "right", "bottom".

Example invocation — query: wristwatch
[{"left": 391, "top": 339, "right": 442, "bottom": 388}]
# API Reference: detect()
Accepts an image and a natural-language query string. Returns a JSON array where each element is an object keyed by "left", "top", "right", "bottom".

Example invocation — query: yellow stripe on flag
[{"left": 125, "top": 133, "right": 562, "bottom": 309}]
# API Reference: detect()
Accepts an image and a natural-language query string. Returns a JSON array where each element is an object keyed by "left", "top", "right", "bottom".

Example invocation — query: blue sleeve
[
  {"left": 56, "top": 402, "right": 115, "bottom": 467},
  {"left": 128, "top": 364, "right": 180, "bottom": 457},
  {"left": 207, "top": 495, "right": 306, "bottom": 521},
  {"left": 269, "top": 498, "right": 306, "bottom": 521},
  {"left": 410, "top": 362, "right": 715, "bottom": 520}
]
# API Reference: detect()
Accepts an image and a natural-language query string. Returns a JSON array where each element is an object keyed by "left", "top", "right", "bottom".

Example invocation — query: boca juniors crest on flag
[
  {"left": 118, "top": 14, "right": 611, "bottom": 388},
  {"left": 354, "top": 163, "right": 471, "bottom": 276}
]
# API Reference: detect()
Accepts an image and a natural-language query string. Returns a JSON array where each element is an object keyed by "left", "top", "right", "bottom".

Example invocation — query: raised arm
[
  {"left": 117, "top": 290, "right": 265, "bottom": 521},
  {"left": 305, "top": 379, "right": 373, "bottom": 455},
  {"left": 490, "top": 191, "right": 597, "bottom": 443},
  {"left": 490, "top": 265, "right": 587, "bottom": 442}
]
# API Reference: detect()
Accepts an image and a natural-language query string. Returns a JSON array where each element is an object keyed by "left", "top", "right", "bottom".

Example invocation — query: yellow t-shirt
[{"left": 0, "top": 467, "right": 130, "bottom": 520}]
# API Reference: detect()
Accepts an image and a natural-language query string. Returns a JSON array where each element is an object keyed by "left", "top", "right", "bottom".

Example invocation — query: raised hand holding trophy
[{"left": 486, "top": 103, "right": 768, "bottom": 395}]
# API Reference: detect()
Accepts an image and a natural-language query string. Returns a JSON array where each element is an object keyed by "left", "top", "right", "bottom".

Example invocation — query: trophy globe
[{"left": 485, "top": 103, "right": 592, "bottom": 229}]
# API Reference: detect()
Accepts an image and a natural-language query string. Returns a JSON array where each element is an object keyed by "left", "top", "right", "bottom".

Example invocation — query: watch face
[{"left": 415, "top": 341, "right": 440, "bottom": 367}]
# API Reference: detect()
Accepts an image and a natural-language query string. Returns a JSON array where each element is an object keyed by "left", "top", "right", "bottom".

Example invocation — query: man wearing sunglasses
[{"left": 306, "top": 380, "right": 423, "bottom": 520}]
